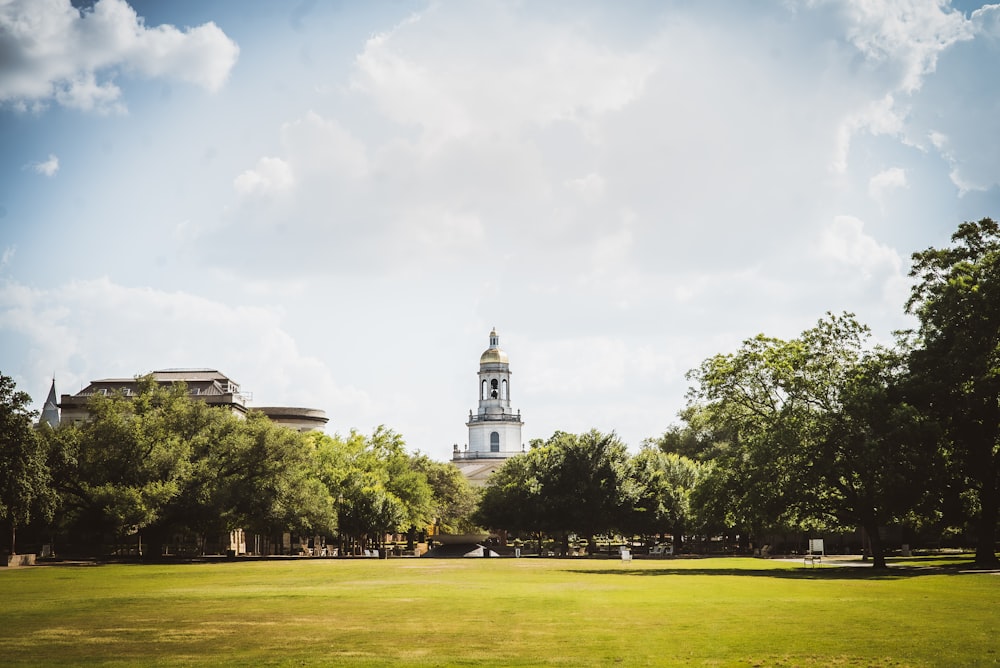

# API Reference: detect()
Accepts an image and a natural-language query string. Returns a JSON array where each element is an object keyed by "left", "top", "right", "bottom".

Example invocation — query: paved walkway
[
  {"left": 773, "top": 555, "right": 872, "bottom": 567},
  {"left": 773, "top": 555, "right": 1000, "bottom": 573}
]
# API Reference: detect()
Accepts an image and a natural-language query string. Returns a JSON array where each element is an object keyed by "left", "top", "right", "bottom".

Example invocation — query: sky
[{"left": 2, "top": 0, "right": 1000, "bottom": 461}]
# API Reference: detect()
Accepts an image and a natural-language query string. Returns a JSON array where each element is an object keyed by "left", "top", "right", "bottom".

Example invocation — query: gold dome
[
  {"left": 480, "top": 328, "right": 509, "bottom": 364},
  {"left": 480, "top": 347, "right": 509, "bottom": 364}
]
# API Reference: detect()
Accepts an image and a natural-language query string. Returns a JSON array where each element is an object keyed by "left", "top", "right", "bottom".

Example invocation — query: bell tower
[{"left": 453, "top": 328, "right": 524, "bottom": 484}]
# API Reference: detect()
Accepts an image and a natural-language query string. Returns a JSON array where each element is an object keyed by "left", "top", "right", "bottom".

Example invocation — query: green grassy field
[{"left": 1, "top": 555, "right": 997, "bottom": 666}]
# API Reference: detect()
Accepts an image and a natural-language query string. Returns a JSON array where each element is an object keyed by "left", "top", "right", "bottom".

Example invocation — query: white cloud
[
  {"left": 280, "top": 112, "right": 368, "bottom": 181},
  {"left": 0, "top": 277, "right": 372, "bottom": 429},
  {"left": 631, "top": 345, "right": 680, "bottom": 384},
  {"left": 233, "top": 157, "right": 294, "bottom": 196},
  {"left": 53, "top": 71, "right": 125, "bottom": 113},
  {"left": 5, "top": 1, "right": 979, "bottom": 456},
  {"left": 584, "top": 213, "right": 635, "bottom": 285},
  {"left": 393, "top": 207, "right": 485, "bottom": 259},
  {"left": 900, "top": 6, "right": 1000, "bottom": 195},
  {"left": 522, "top": 336, "right": 629, "bottom": 395},
  {"left": 212, "top": 4, "right": 850, "bottom": 280},
  {"left": 24, "top": 153, "right": 60, "bottom": 177},
  {"left": 972, "top": 4, "right": 1000, "bottom": 39},
  {"left": 868, "top": 166, "right": 907, "bottom": 204},
  {"left": 819, "top": 215, "right": 901, "bottom": 277},
  {"left": 816, "top": 215, "right": 909, "bottom": 308},
  {"left": 821, "top": 0, "right": 978, "bottom": 174},
  {"left": 565, "top": 173, "right": 606, "bottom": 204},
  {"left": 833, "top": 0, "right": 973, "bottom": 93},
  {"left": 0, "top": 0, "right": 239, "bottom": 112},
  {"left": 350, "top": 3, "right": 655, "bottom": 145},
  {"left": 833, "top": 94, "right": 906, "bottom": 173}
]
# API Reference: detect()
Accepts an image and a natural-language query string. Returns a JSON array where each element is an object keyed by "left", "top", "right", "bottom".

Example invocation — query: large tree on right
[{"left": 908, "top": 217, "right": 1000, "bottom": 568}]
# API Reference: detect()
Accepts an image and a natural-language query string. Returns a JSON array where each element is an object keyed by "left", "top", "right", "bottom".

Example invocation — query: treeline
[
  {"left": 477, "top": 217, "right": 1000, "bottom": 569},
  {"left": 474, "top": 429, "right": 706, "bottom": 557},
  {"left": 1, "top": 376, "right": 478, "bottom": 558},
  {"left": 3, "top": 218, "right": 998, "bottom": 568}
]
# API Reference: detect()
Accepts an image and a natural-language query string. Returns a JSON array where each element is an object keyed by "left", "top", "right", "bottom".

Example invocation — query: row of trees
[
  {"left": 3, "top": 217, "right": 997, "bottom": 568},
  {"left": 474, "top": 217, "right": 1000, "bottom": 569},
  {"left": 0, "top": 376, "right": 478, "bottom": 557},
  {"left": 474, "top": 430, "right": 705, "bottom": 555}
]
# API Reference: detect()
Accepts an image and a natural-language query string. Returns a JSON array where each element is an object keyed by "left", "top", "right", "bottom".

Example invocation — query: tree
[
  {"left": 907, "top": 217, "right": 1000, "bottom": 568},
  {"left": 538, "top": 430, "right": 636, "bottom": 552},
  {"left": 312, "top": 427, "right": 432, "bottom": 554},
  {"left": 808, "top": 346, "right": 935, "bottom": 567},
  {"left": 218, "top": 412, "right": 334, "bottom": 543},
  {"left": 44, "top": 377, "right": 335, "bottom": 556},
  {"left": 411, "top": 455, "right": 479, "bottom": 534},
  {"left": 627, "top": 448, "right": 707, "bottom": 552},
  {"left": 369, "top": 426, "right": 433, "bottom": 533},
  {"left": 686, "top": 313, "right": 933, "bottom": 567},
  {"left": 685, "top": 332, "right": 808, "bottom": 546},
  {"left": 644, "top": 405, "right": 727, "bottom": 461},
  {"left": 0, "top": 373, "right": 55, "bottom": 555},
  {"left": 650, "top": 403, "right": 758, "bottom": 548},
  {"left": 476, "top": 430, "right": 634, "bottom": 553},
  {"left": 473, "top": 452, "right": 543, "bottom": 538},
  {"left": 45, "top": 378, "right": 193, "bottom": 549}
]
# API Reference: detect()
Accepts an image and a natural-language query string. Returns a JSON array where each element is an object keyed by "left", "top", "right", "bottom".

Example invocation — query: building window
[
  {"left": 490, "top": 431, "right": 500, "bottom": 452},
  {"left": 491, "top": 379, "right": 499, "bottom": 399},
  {"left": 482, "top": 380, "right": 487, "bottom": 401},
  {"left": 501, "top": 379, "right": 508, "bottom": 400}
]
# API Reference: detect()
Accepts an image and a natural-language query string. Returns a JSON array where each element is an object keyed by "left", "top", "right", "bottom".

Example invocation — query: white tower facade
[{"left": 453, "top": 329, "right": 523, "bottom": 484}]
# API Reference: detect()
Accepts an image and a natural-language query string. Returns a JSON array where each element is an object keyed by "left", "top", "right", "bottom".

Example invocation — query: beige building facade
[{"left": 57, "top": 369, "right": 328, "bottom": 432}]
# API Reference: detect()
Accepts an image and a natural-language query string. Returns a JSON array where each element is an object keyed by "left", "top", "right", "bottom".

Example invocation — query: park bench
[{"left": 804, "top": 538, "right": 824, "bottom": 567}]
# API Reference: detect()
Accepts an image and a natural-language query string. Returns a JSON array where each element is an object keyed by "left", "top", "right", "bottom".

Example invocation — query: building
[
  {"left": 452, "top": 329, "right": 524, "bottom": 485},
  {"left": 57, "top": 369, "right": 328, "bottom": 432}
]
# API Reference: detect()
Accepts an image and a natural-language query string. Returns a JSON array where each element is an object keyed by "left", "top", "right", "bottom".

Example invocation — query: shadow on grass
[
  {"left": 563, "top": 563, "right": 980, "bottom": 581},
  {"left": 889, "top": 554, "right": 979, "bottom": 565}
]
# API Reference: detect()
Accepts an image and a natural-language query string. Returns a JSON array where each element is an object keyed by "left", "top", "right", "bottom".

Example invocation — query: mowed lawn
[{"left": 1, "top": 555, "right": 997, "bottom": 666}]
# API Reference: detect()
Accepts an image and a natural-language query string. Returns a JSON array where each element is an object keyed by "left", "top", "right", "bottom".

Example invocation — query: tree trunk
[
  {"left": 143, "top": 528, "right": 165, "bottom": 562},
  {"left": 861, "top": 516, "right": 888, "bottom": 569},
  {"left": 10, "top": 523, "right": 16, "bottom": 556},
  {"left": 866, "top": 521, "right": 889, "bottom": 569},
  {"left": 869, "top": 531, "right": 887, "bottom": 570},
  {"left": 974, "top": 471, "right": 999, "bottom": 568}
]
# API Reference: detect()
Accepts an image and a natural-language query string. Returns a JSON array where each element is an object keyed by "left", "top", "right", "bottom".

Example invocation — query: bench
[{"left": 804, "top": 538, "right": 824, "bottom": 567}]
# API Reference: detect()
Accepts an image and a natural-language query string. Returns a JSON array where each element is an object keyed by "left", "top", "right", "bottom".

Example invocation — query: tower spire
[{"left": 39, "top": 376, "right": 60, "bottom": 428}]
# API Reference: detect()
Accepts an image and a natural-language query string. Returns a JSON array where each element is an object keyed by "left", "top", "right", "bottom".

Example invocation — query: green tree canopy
[
  {"left": 627, "top": 448, "right": 708, "bottom": 551},
  {"left": 473, "top": 452, "right": 542, "bottom": 537},
  {"left": 907, "top": 217, "right": 1000, "bottom": 568},
  {"left": 476, "top": 429, "right": 634, "bottom": 552},
  {"left": 311, "top": 426, "right": 433, "bottom": 552},
  {"left": 47, "top": 378, "right": 194, "bottom": 543},
  {"left": 410, "top": 454, "right": 479, "bottom": 534},
  {"left": 46, "top": 377, "right": 335, "bottom": 555},
  {"left": 686, "top": 313, "right": 934, "bottom": 567},
  {"left": 0, "top": 373, "right": 55, "bottom": 554}
]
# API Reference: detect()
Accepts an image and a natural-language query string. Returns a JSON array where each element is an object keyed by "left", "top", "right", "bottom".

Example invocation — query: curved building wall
[{"left": 256, "top": 407, "right": 328, "bottom": 433}]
